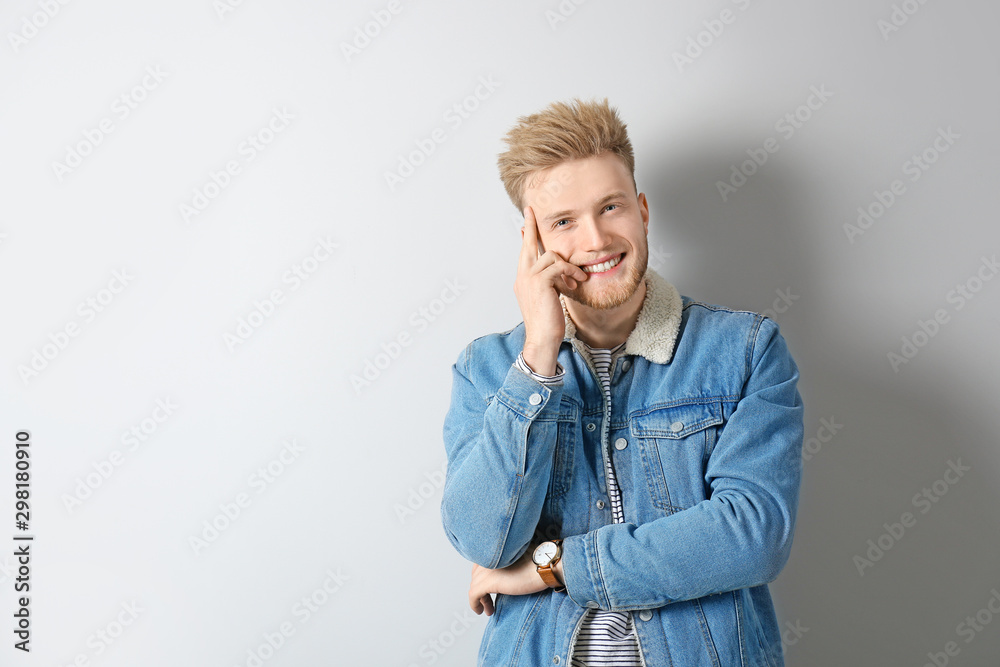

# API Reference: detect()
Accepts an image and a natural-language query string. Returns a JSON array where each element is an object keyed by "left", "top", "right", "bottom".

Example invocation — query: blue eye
[
  {"left": 604, "top": 204, "right": 618, "bottom": 212},
  {"left": 555, "top": 219, "right": 569, "bottom": 227}
]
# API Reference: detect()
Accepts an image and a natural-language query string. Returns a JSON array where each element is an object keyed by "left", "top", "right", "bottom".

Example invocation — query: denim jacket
[{"left": 441, "top": 269, "right": 804, "bottom": 667}]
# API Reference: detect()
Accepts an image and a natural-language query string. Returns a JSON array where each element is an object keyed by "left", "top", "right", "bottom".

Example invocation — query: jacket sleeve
[
  {"left": 440, "top": 342, "right": 566, "bottom": 568},
  {"left": 560, "top": 317, "right": 804, "bottom": 611}
]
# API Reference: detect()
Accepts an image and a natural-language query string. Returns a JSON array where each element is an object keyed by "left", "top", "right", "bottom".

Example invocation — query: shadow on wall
[{"left": 644, "top": 143, "right": 1000, "bottom": 665}]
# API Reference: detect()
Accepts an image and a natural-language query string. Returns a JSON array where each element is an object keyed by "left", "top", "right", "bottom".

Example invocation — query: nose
[{"left": 579, "top": 216, "right": 613, "bottom": 252}]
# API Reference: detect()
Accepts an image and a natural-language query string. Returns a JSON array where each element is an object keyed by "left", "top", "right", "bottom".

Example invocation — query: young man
[{"left": 441, "top": 98, "right": 804, "bottom": 667}]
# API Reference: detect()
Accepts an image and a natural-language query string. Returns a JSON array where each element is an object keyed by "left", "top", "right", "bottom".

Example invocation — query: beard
[{"left": 559, "top": 242, "right": 648, "bottom": 310}]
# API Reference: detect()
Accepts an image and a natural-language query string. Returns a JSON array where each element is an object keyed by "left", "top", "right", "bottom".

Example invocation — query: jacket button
[
  {"left": 622, "top": 360, "right": 630, "bottom": 372},
  {"left": 586, "top": 423, "right": 596, "bottom": 431},
  {"left": 639, "top": 610, "right": 653, "bottom": 622},
  {"left": 670, "top": 421, "right": 684, "bottom": 432},
  {"left": 596, "top": 500, "right": 605, "bottom": 509},
  {"left": 529, "top": 393, "right": 542, "bottom": 405},
  {"left": 614, "top": 438, "right": 628, "bottom": 450},
  {"left": 553, "top": 657, "right": 561, "bottom": 665},
  {"left": 586, "top": 601, "right": 599, "bottom": 608}
]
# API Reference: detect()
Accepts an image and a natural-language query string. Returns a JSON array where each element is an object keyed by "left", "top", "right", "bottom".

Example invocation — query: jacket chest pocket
[{"left": 631, "top": 400, "right": 724, "bottom": 512}]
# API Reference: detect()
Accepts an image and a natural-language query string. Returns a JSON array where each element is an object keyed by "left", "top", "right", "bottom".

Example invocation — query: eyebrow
[{"left": 543, "top": 191, "right": 629, "bottom": 223}]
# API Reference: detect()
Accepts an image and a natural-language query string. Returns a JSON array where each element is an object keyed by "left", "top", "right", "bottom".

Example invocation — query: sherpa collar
[{"left": 560, "top": 268, "right": 683, "bottom": 365}]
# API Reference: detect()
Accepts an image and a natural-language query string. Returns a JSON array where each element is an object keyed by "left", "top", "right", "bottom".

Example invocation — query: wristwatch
[{"left": 532, "top": 540, "right": 565, "bottom": 591}]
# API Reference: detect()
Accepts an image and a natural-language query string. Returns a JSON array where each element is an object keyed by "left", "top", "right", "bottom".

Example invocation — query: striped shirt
[{"left": 516, "top": 342, "right": 643, "bottom": 667}]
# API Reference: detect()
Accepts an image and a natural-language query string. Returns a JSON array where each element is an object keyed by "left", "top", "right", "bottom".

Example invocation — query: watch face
[{"left": 532, "top": 541, "right": 558, "bottom": 566}]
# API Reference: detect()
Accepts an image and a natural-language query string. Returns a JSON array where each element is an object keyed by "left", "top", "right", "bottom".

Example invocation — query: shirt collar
[{"left": 560, "top": 268, "right": 683, "bottom": 365}]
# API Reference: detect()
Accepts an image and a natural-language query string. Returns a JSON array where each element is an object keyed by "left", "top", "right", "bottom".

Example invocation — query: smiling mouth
[{"left": 581, "top": 254, "right": 623, "bottom": 274}]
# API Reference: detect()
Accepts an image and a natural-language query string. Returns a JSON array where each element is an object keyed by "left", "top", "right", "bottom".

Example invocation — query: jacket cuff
[
  {"left": 561, "top": 528, "right": 609, "bottom": 610},
  {"left": 515, "top": 352, "right": 566, "bottom": 386},
  {"left": 495, "top": 362, "right": 565, "bottom": 421}
]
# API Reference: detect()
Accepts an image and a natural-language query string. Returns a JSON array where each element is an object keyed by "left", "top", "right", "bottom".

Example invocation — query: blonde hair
[{"left": 497, "top": 97, "right": 635, "bottom": 212}]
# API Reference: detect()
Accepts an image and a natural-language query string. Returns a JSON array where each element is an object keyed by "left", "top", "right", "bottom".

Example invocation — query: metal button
[
  {"left": 596, "top": 500, "right": 605, "bottom": 509},
  {"left": 586, "top": 601, "right": 599, "bottom": 609},
  {"left": 529, "top": 393, "right": 542, "bottom": 405},
  {"left": 670, "top": 421, "right": 684, "bottom": 433},
  {"left": 614, "top": 438, "right": 628, "bottom": 450},
  {"left": 622, "top": 360, "right": 630, "bottom": 372},
  {"left": 586, "top": 423, "right": 596, "bottom": 432},
  {"left": 553, "top": 657, "right": 561, "bottom": 665},
  {"left": 639, "top": 610, "right": 653, "bottom": 622}
]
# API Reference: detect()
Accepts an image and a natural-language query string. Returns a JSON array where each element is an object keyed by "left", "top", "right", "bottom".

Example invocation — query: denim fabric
[{"left": 441, "top": 275, "right": 804, "bottom": 667}]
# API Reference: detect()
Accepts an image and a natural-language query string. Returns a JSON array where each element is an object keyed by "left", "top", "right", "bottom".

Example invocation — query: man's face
[{"left": 523, "top": 152, "right": 649, "bottom": 310}]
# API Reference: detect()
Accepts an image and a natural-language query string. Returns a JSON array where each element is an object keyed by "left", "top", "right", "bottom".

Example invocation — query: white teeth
[{"left": 583, "top": 255, "right": 621, "bottom": 273}]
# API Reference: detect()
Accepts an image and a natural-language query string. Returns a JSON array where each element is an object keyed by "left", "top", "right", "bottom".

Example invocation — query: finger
[
  {"left": 537, "top": 257, "right": 588, "bottom": 286},
  {"left": 481, "top": 594, "right": 495, "bottom": 617},
  {"left": 469, "top": 567, "right": 488, "bottom": 614},
  {"left": 519, "top": 206, "right": 540, "bottom": 271},
  {"left": 530, "top": 207, "right": 545, "bottom": 257},
  {"left": 527, "top": 250, "right": 586, "bottom": 280},
  {"left": 539, "top": 248, "right": 587, "bottom": 279},
  {"left": 563, "top": 262, "right": 589, "bottom": 291},
  {"left": 469, "top": 583, "right": 484, "bottom": 614}
]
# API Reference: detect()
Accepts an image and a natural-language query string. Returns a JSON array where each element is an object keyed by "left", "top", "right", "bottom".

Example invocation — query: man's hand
[
  {"left": 469, "top": 549, "right": 549, "bottom": 616},
  {"left": 515, "top": 206, "right": 588, "bottom": 376}
]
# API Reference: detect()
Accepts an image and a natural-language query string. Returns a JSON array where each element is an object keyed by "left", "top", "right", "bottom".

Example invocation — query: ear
[{"left": 638, "top": 192, "right": 650, "bottom": 235}]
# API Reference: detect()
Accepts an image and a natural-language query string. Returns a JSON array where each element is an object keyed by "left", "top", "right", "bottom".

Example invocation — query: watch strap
[
  {"left": 536, "top": 539, "right": 565, "bottom": 592},
  {"left": 537, "top": 565, "right": 563, "bottom": 589}
]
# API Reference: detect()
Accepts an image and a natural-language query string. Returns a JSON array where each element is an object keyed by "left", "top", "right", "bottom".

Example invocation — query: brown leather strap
[
  {"left": 537, "top": 564, "right": 561, "bottom": 588},
  {"left": 536, "top": 539, "right": 565, "bottom": 591}
]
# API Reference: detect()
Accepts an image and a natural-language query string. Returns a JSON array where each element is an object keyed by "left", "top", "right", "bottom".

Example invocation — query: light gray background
[{"left": 1, "top": 1, "right": 998, "bottom": 665}]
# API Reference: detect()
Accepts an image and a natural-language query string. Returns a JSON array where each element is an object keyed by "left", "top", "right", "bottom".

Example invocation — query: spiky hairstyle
[{"left": 497, "top": 97, "right": 635, "bottom": 212}]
